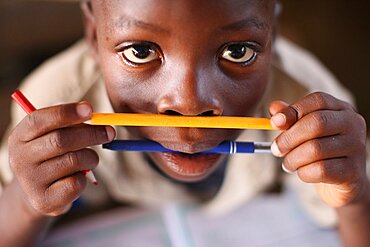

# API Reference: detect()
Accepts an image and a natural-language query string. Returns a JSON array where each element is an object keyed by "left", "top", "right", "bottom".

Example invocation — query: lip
[
  {"left": 122, "top": 127, "right": 232, "bottom": 181},
  {"left": 150, "top": 152, "right": 224, "bottom": 181},
  {"left": 147, "top": 140, "right": 225, "bottom": 182}
]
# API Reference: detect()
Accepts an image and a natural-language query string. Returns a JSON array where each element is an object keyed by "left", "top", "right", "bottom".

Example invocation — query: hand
[
  {"left": 269, "top": 92, "right": 368, "bottom": 207},
  {"left": 8, "top": 102, "right": 115, "bottom": 216}
]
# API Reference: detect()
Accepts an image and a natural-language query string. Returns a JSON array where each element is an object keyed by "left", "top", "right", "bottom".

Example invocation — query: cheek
[
  {"left": 219, "top": 77, "right": 268, "bottom": 117},
  {"left": 104, "top": 76, "right": 159, "bottom": 113},
  {"left": 218, "top": 56, "right": 271, "bottom": 116},
  {"left": 95, "top": 18, "right": 161, "bottom": 107},
  {"left": 98, "top": 51, "right": 162, "bottom": 113}
]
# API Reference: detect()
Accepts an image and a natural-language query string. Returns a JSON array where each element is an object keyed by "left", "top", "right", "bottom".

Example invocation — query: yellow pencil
[{"left": 91, "top": 113, "right": 273, "bottom": 130}]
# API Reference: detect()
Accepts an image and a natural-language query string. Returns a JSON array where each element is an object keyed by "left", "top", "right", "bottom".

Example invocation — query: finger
[
  {"left": 26, "top": 124, "right": 115, "bottom": 162},
  {"left": 271, "top": 92, "right": 353, "bottom": 130},
  {"left": 296, "top": 158, "right": 358, "bottom": 184},
  {"left": 282, "top": 135, "right": 355, "bottom": 172},
  {"left": 17, "top": 102, "right": 93, "bottom": 142},
  {"left": 269, "top": 100, "right": 289, "bottom": 116},
  {"left": 271, "top": 110, "right": 350, "bottom": 157},
  {"left": 269, "top": 101, "right": 293, "bottom": 130},
  {"left": 41, "top": 173, "right": 87, "bottom": 215},
  {"left": 37, "top": 149, "right": 99, "bottom": 184}
]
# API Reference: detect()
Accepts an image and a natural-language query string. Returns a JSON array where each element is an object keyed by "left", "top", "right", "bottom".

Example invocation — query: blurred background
[{"left": 0, "top": 0, "right": 369, "bottom": 140}]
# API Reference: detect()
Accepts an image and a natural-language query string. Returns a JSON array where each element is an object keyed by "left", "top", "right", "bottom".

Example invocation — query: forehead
[{"left": 92, "top": 0, "right": 275, "bottom": 32}]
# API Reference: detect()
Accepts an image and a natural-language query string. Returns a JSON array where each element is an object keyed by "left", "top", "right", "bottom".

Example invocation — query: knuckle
[
  {"left": 277, "top": 133, "right": 293, "bottom": 152},
  {"left": 50, "top": 106, "right": 69, "bottom": 124},
  {"left": 49, "top": 131, "right": 66, "bottom": 150},
  {"left": 26, "top": 113, "right": 39, "bottom": 131},
  {"left": 310, "top": 139, "right": 323, "bottom": 157},
  {"left": 312, "top": 92, "right": 329, "bottom": 108},
  {"left": 67, "top": 152, "right": 80, "bottom": 167},
  {"left": 317, "top": 161, "right": 327, "bottom": 181},
  {"left": 311, "top": 111, "right": 328, "bottom": 131}
]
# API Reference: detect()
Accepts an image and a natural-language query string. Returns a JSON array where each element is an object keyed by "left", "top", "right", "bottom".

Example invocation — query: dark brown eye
[
  {"left": 120, "top": 44, "right": 160, "bottom": 64},
  {"left": 221, "top": 44, "right": 256, "bottom": 64}
]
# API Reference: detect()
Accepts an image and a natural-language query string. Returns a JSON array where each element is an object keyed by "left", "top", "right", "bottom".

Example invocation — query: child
[{"left": 0, "top": 0, "right": 369, "bottom": 246}]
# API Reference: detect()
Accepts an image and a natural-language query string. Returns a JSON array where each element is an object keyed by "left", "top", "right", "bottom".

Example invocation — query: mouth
[
  {"left": 147, "top": 140, "right": 225, "bottom": 182},
  {"left": 121, "top": 126, "right": 238, "bottom": 182}
]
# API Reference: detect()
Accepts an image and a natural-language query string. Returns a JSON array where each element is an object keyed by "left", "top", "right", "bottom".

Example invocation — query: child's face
[{"left": 87, "top": 0, "right": 275, "bottom": 182}]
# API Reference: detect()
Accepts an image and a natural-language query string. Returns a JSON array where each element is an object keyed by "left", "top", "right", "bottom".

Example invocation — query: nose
[{"left": 157, "top": 67, "right": 223, "bottom": 117}]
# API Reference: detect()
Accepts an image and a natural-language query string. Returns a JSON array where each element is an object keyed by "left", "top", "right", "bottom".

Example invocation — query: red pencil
[
  {"left": 11, "top": 90, "right": 36, "bottom": 114},
  {"left": 11, "top": 90, "right": 98, "bottom": 185}
]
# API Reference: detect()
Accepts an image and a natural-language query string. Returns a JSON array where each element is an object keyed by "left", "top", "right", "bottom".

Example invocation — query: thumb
[{"left": 269, "top": 100, "right": 298, "bottom": 130}]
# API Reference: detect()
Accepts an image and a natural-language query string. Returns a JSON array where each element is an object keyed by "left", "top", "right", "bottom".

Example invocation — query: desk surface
[{"left": 42, "top": 192, "right": 340, "bottom": 247}]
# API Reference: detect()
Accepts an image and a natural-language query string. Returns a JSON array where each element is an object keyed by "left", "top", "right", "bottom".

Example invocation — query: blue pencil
[{"left": 103, "top": 140, "right": 271, "bottom": 154}]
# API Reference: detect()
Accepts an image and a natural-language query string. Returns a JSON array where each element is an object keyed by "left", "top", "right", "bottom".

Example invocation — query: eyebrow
[
  {"left": 112, "top": 14, "right": 170, "bottom": 34},
  {"left": 111, "top": 14, "right": 269, "bottom": 34},
  {"left": 220, "top": 17, "right": 270, "bottom": 32}
]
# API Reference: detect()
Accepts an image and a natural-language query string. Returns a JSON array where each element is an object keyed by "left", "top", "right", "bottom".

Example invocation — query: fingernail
[
  {"left": 76, "top": 102, "right": 92, "bottom": 118},
  {"left": 105, "top": 126, "right": 116, "bottom": 141},
  {"left": 282, "top": 163, "right": 294, "bottom": 174},
  {"left": 271, "top": 141, "right": 282, "bottom": 157},
  {"left": 271, "top": 113, "right": 286, "bottom": 128}
]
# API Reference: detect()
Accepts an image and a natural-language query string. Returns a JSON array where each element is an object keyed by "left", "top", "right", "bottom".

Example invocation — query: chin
[{"left": 148, "top": 151, "right": 225, "bottom": 182}]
